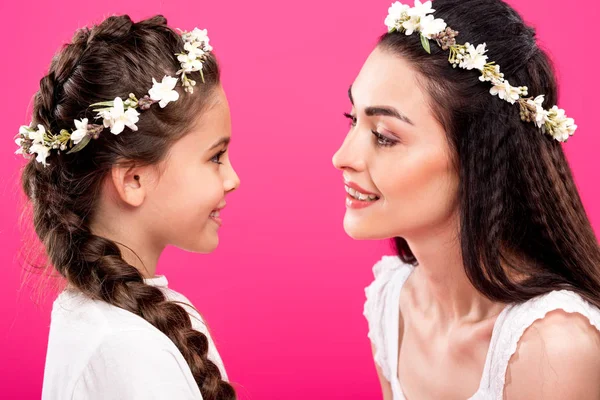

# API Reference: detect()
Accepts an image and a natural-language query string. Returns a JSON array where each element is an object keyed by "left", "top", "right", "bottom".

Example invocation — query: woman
[{"left": 333, "top": 0, "right": 600, "bottom": 398}]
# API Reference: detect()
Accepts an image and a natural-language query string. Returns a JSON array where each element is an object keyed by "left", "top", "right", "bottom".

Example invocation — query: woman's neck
[{"left": 405, "top": 217, "right": 505, "bottom": 328}]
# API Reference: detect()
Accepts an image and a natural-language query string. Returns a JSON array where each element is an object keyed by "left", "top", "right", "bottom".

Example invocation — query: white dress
[
  {"left": 42, "top": 275, "right": 227, "bottom": 400},
  {"left": 364, "top": 256, "right": 600, "bottom": 400}
]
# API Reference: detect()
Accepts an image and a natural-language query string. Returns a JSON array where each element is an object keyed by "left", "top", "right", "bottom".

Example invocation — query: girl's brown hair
[{"left": 21, "top": 14, "right": 235, "bottom": 399}]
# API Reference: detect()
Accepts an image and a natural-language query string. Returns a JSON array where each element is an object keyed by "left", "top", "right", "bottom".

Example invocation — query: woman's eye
[
  {"left": 371, "top": 130, "right": 397, "bottom": 147},
  {"left": 343, "top": 112, "right": 357, "bottom": 127}
]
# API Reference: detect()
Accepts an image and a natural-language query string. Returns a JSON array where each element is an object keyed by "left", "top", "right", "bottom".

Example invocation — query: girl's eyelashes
[
  {"left": 371, "top": 130, "right": 398, "bottom": 147},
  {"left": 343, "top": 112, "right": 357, "bottom": 127},
  {"left": 211, "top": 149, "right": 227, "bottom": 165}
]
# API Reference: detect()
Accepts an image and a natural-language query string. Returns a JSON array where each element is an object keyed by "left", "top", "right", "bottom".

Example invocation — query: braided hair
[{"left": 21, "top": 15, "right": 235, "bottom": 400}]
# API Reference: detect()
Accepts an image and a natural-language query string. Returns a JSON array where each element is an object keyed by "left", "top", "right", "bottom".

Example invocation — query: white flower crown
[
  {"left": 15, "top": 27, "right": 212, "bottom": 166},
  {"left": 384, "top": 0, "right": 577, "bottom": 142}
]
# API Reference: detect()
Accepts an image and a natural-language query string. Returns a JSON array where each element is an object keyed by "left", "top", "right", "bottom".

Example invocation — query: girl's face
[
  {"left": 332, "top": 47, "right": 459, "bottom": 240},
  {"left": 144, "top": 86, "right": 240, "bottom": 253}
]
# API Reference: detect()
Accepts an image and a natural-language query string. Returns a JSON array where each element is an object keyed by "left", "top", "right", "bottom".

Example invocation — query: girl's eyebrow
[{"left": 208, "top": 137, "right": 230, "bottom": 151}]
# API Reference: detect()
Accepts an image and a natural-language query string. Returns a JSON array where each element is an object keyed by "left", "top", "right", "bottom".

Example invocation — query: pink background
[{"left": 0, "top": 0, "right": 598, "bottom": 398}]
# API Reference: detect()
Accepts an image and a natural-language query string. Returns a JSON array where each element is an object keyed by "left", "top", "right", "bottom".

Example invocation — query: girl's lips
[{"left": 210, "top": 202, "right": 226, "bottom": 226}]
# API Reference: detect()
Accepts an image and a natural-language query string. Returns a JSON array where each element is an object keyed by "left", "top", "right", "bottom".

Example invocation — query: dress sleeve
[
  {"left": 363, "top": 255, "right": 409, "bottom": 382},
  {"left": 72, "top": 329, "right": 202, "bottom": 400}
]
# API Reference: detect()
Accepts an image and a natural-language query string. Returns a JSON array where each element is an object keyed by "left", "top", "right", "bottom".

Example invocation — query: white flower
[
  {"left": 479, "top": 64, "right": 503, "bottom": 84},
  {"left": 408, "top": 0, "right": 435, "bottom": 18},
  {"left": 546, "top": 106, "right": 577, "bottom": 142},
  {"left": 28, "top": 124, "right": 46, "bottom": 144},
  {"left": 385, "top": 2, "right": 411, "bottom": 30},
  {"left": 29, "top": 143, "right": 50, "bottom": 166},
  {"left": 402, "top": 16, "right": 421, "bottom": 35},
  {"left": 185, "top": 28, "right": 208, "bottom": 43},
  {"left": 526, "top": 95, "right": 548, "bottom": 128},
  {"left": 459, "top": 43, "right": 488, "bottom": 71},
  {"left": 182, "top": 28, "right": 212, "bottom": 52},
  {"left": 148, "top": 75, "right": 180, "bottom": 108},
  {"left": 15, "top": 137, "right": 23, "bottom": 155},
  {"left": 177, "top": 53, "right": 203, "bottom": 72},
  {"left": 184, "top": 41, "right": 206, "bottom": 60},
  {"left": 71, "top": 118, "right": 88, "bottom": 144},
  {"left": 19, "top": 125, "right": 31, "bottom": 136},
  {"left": 490, "top": 80, "right": 521, "bottom": 104},
  {"left": 419, "top": 14, "right": 447, "bottom": 38},
  {"left": 400, "top": 0, "right": 441, "bottom": 36},
  {"left": 100, "top": 97, "right": 140, "bottom": 135},
  {"left": 564, "top": 118, "right": 577, "bottom": 140}
]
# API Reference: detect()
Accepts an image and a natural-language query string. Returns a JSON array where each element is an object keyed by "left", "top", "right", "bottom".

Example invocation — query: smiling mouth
[
  {"left": 209, "top": 203, "right": 225, "bottom": 226},
  {"left": 345, "top": 185, "right": 380, "bottom": 201}
]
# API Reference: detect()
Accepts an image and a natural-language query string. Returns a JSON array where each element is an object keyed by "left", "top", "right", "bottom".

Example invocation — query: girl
[
  {"left": 16, "top": 15, "right": 239, "bottom": 400},
  {"left": 333, "top": 0, "right": 600, "bottom": 399}
]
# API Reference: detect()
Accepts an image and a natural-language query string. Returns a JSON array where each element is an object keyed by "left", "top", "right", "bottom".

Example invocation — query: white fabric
[
  {"left": 42, "top": 275, "right": 227, "bottom": 400},
  {"left": 363, "top": 255, "right": 600, "bottom": 400}
]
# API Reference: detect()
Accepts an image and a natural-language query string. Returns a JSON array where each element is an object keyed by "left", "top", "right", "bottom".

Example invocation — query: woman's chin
[{"left": 343, "top": 217, "right": 389, "bottom": 240}]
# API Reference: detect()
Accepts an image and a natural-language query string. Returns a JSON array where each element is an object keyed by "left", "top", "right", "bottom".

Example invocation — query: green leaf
[
  {"left": 420, "top": 34, "right": 431, "bottom": 54},
  {"left": 67, "top": 135, "right": 91, "bottom": 154},
  {"left": 89, "top": 101, "right": 115, "bottom": 108}
]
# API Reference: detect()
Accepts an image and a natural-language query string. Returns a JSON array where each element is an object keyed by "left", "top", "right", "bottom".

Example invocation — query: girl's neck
[{"left": 90, "top": 214, "right": 162, "bottom": 279}]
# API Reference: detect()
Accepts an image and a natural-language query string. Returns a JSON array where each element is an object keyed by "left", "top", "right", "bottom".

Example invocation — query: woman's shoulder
[
  {"left": 484, "top": 290, "right": 600, "bottom": 399},
  {"left": 503, "top": 290, "right": 600, "bottom": 340},
  {"left": 504, "top": 295, "right": 600, "bottom": 399}
]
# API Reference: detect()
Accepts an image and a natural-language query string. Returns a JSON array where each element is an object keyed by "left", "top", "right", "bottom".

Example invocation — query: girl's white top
[
  {"left": 42, "top": 275, "right": 227, "bottom": 400},
  {"left": 364, "top": 255, "right": 600, "bottom": 400}
]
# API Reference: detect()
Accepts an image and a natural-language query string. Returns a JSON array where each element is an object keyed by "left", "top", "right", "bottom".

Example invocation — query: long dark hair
[
  {"left": 20, "top": 15, "right": 235, "bottom": 399},
  {"left": 381, "top": 0, "right": 600, "bottom": 306}
]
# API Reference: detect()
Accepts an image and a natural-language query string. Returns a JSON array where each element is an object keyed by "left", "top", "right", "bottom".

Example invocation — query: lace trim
[
  {"left": 363, "top": 255, "right": 413, "bottom": 382},
  {"left": 486, "top": 290, "right": 600, "bottom": 399}
]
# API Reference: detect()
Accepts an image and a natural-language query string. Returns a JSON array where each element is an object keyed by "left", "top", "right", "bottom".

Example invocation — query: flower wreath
[
  {"left": 16, "top": 27, "right": 212, "bottom": 166},
  {"left": 384, "top": 0, "right": 577, "bottom": 142}
]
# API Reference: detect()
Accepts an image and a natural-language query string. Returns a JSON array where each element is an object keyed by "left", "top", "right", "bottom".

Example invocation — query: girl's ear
[{"left": 109, "top": 164, "right": 151, "bottom": 207}]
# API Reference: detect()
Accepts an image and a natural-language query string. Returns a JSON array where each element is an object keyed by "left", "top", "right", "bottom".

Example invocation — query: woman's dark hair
[
  {"left": 20, "top": 15, "right": 235, "bottom": 399},
  {"left": 383, "top": 0, "right": 600, "bottom": 306}
]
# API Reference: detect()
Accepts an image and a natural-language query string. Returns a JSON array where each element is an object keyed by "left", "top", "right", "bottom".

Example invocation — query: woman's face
[{"left": 332, "top": 46, "right": 459, "bottom": 240}]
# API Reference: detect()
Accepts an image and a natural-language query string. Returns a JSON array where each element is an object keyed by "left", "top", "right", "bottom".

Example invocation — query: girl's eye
[
  {"left": 371, "top": 130, "right": 397, "bottom": 147},
  {"left": 343, "top": 112, "right": 357, "bottom": 127},
  {"left": 211, "top": 149, "right": 226, "bottom": 165}
]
